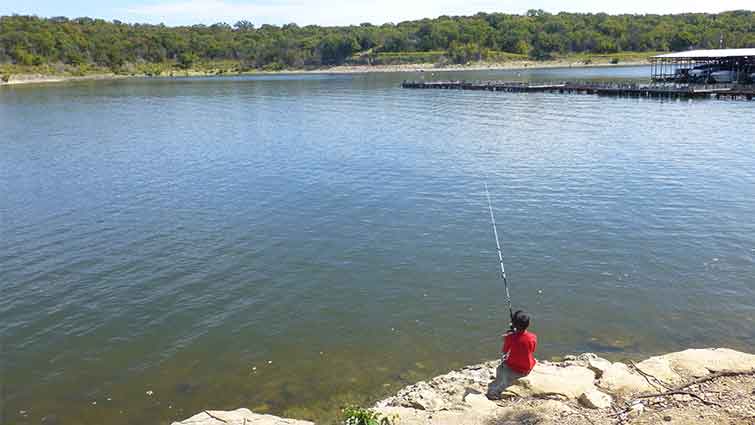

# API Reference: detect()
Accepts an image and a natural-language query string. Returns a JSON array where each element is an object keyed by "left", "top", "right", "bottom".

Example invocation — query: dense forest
[{"left": 1, "top": 10, "right": 753, "bottom": 72}]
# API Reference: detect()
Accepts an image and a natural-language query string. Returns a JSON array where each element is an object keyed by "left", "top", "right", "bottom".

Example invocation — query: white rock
[
  {"left": 171, "top": 408, "right": 314, "bottom": 425},
  {"left": 578, "top": 389, "right": 613, "bottom": 409},
  {"left": 628, "top": 402, "right": 645, "bottom": 418},
  {"left": 396, "top": 382, "right": 446, "bottom": 411},
  {"left": 567, "top": 353, "right": 614, "bottom": 378},
  {"left": 597, "top": 362, "right": 656, "bottom": 395},
  {"left": 586, "top": 357, "right": 614, "bottom": 378},
  {"left": 633, "top": 356, "right": 683, "bottom": 386},
  {"left": 654, "top": 348, "right": 755, "bottom": 378},
  {"left": 505, "top": 363, "right": 597, "bottom": 399},
  {"left": 463, "top": 393, "right": 498, "bottom": 413}
]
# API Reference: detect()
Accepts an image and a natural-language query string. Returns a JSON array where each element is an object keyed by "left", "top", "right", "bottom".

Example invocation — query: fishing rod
[{"left": 484, "top": 183, "right": 513, "bottom": 323}]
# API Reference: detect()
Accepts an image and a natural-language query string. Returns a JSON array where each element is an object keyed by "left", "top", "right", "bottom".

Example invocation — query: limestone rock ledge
[{"left": 374, "top": 347, "right": 755, "bottom": 424}]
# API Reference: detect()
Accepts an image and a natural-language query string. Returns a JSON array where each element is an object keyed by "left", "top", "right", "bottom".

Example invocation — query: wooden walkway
[{"left": 401, "top": 80, "right": 755, "bottom": 100}]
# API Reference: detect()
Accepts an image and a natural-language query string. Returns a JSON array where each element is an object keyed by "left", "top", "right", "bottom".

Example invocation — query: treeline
[{"left": 1, "top": 10, "right": 753, "bottom": 71}]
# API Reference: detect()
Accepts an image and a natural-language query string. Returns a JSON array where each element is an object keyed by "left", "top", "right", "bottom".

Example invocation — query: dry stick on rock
[
  {"left": 628, "top": 360, "right": 673, "bottom": 391},
  {"left": 607, "top": 402, "right": 635, "bottom": 419},
  {"left": 609, "top": 403, "right": 629, "bottom": 424},
  {"left": 672, "top": 369, "right": 755, "bottom": 391},
  {"left": 533, "top": 391, "right": 569, "bottom": 400},
  {"left": 611, "top": 369, "right": 755, "bottom": 418},
  {"left": 633, "top": 390, "right": 721, "bottom": 407},
  {"left": 203, "top": 411, "right": 229, "bottom": 423}
]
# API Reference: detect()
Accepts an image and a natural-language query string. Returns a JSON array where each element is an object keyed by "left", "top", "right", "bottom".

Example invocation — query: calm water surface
[{"left": 1, "top": 66, "right": 754, "bottom": 424}]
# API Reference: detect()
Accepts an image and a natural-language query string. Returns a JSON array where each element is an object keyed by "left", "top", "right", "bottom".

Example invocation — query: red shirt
[{"left": 503, "top": 330, "right": 537, "bottom": 374}]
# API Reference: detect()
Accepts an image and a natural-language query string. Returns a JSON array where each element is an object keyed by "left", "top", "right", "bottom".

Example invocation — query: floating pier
[{"left": 401, "top": 80, "right": 755, "bottom": 100}]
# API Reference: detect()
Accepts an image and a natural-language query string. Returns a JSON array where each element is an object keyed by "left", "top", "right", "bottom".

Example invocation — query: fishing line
[{"left": 484, "top": 182, "right": 513, "bottom": 322}]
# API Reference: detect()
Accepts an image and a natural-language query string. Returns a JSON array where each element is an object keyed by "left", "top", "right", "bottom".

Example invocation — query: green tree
[
  {"left": 1, "top": 12, "right": 753, "bottom": 72},
  {"left": 177, "top": 51, "right": 198, "bottom": 69},
  {"left": 670, "top": 30, "right": 700, "bottom": 51},
  {"left": 318, "top": 34, "right": 358, "bottom": 65}
]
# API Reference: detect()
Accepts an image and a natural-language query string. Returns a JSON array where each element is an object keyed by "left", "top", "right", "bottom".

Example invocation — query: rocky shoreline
[
  {"left": 0, "top": 61, "right": 647, "bottom": 87},
  {"left": 172, "top": 347, "right": 755, "bottom": 425},
  {"left": 0, "top": 72, "right": 131, "bottom": 86}
]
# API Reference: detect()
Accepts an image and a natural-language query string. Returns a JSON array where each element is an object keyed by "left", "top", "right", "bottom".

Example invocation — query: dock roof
[{"left": 654, "top": 48, "right": 755, "bottom": 59}]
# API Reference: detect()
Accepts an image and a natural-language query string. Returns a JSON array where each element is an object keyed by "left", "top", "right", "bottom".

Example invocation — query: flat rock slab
[
  {"left": 597, "top": 362, "right": 657, "bottom": 395},
  {"left": 646, "top": 348, "right": 755, "bottom": 378},
  {"left": 578, "top": 389, "right": 613, "bottom": 409},
  {"left": 392, "top": 381, "right": 447, "bottom": 411},
  {"left": 463, "top": 393, "right": 500, "bottom": 413},
  {"left": 171, "top": 409, "right": 314, "bottom": 425},
  {"left": 505, "top": 362, "right": 597, "bottom": 399},
  {"left": 628, "top": 348, "right": 755, "bottom": 390},
  {"left": 377, "top": 362, "right": 500, "bottom": 412}
]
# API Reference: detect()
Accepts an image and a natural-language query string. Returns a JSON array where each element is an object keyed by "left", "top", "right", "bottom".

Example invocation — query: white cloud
[{"left": 122, "top": 0, "right": 754, "bottom": 26}]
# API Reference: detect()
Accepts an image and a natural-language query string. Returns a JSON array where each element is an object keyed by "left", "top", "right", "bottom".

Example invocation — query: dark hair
[{"left": 512, "top": 310, "right": 530, "bottom": 332}]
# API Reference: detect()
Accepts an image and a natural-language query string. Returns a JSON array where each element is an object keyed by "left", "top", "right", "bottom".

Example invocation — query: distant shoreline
[
  {"left": 279, "top": 60, "right": 649, "bottom": 74},
  {"left": 0, "top": 60, "right": 649, "bottom": 87}
]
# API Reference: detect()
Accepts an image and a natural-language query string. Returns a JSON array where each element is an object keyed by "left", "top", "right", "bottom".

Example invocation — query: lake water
[{"left": 1, "top": 66, "right": 754, "bottom": 425}]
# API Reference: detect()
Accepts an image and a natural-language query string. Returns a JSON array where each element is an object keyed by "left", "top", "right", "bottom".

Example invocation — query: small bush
[
  {"left": 141, "top": 64, "right": 163, "bottom": 77},
  {"left": 262, "top": 62, "right": 285, "bottom": 71},
  {"left": 70, "top": 63, "right": 91, "bottom": 76},
  {"left": 1, "top": 73, "right": 10, "bottom": 83},
  {"left": 610, "top": 57, "right": 620, "bottom": 64},
  {"left": 177, "top": 52, "right": 199, "bottom": 70},
  {"left": 434, "top": 56, "right": 451, "bottom": 67},
  {"left": 341, "top": 406, "right": 392, "bottom": 425}
]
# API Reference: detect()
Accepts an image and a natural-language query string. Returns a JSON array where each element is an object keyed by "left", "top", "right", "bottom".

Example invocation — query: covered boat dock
[
  {"left": 401, "top": 48, "right": 755, "bottom": 100},
  {"left": 650, "top": 48, "right": 755, "bottom": 84}
]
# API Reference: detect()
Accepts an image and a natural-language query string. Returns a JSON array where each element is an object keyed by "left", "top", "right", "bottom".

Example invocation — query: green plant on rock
[
  {"left": 342, "top": 406, "right": 392, "bottom": 425},
  {"left": 1, "top": 73, "right": 10, "bottom": 83}
]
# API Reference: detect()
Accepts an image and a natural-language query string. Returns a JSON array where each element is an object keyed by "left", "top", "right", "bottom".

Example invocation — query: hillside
[{"left": 1, "top": 10, "right": 753, "bottom": 76}]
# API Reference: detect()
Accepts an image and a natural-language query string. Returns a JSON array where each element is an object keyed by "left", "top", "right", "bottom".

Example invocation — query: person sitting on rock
[{"left": 486, "top": 310, "right": 537, "bottom": 400}]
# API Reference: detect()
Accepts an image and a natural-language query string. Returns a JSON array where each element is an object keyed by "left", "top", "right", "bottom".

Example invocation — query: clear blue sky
[{"left": 1, "top": 0, "right": 751, "bottom": 27}]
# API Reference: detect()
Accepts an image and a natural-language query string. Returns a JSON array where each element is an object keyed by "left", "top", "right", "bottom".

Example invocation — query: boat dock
[{"left": 401, "top": 80, "right": 755, "bottom": 100}]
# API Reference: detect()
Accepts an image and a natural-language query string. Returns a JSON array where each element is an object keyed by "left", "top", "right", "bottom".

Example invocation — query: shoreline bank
[
  {"left": 173, "top": 347, "right": 755, "bottom": 425},
  {"left": 0, "top": 60, "right": 648, "bottom": 87}
]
